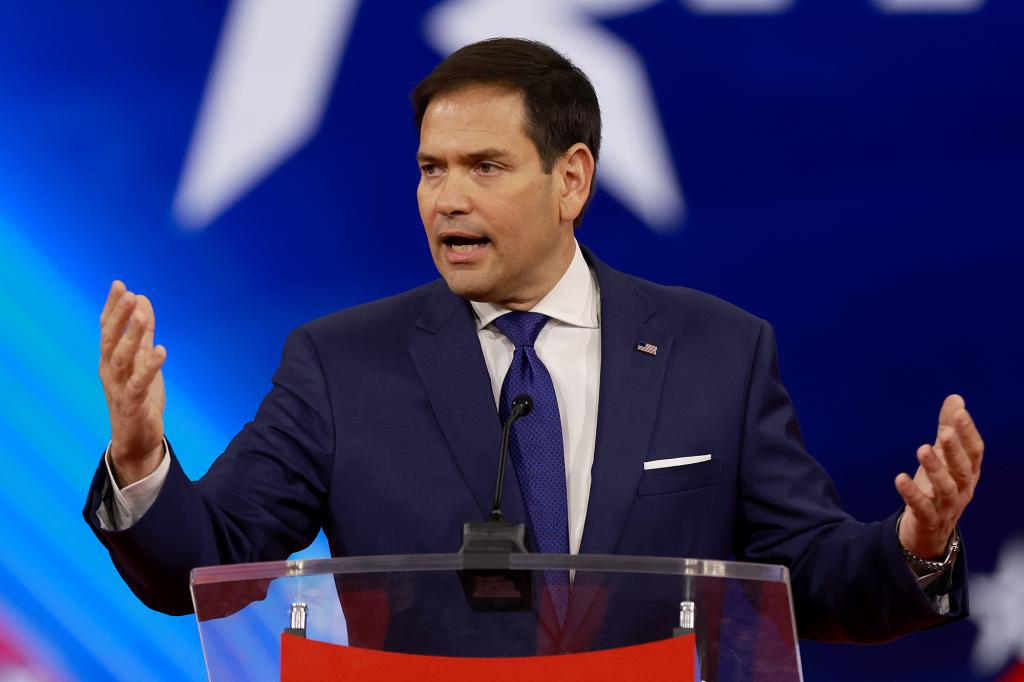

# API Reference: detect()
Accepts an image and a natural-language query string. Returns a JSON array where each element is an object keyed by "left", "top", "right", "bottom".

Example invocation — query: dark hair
[{"left": 412, "top": 38, "right": 602, "bottom": 226}]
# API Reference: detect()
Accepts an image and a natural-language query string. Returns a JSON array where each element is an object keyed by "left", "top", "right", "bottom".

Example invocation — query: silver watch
[{"left": 896, "top": 514, "right": 961, "bottom": 573}]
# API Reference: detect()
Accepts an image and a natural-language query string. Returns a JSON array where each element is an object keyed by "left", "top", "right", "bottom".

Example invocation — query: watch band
[{"left": 896, "top": 513, "right": 961, "bottom": 573}]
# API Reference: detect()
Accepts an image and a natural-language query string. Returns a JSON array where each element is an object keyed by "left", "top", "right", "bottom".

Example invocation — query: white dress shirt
[{"left": 101, "top": 241, "right": 602, "bottom": 557}]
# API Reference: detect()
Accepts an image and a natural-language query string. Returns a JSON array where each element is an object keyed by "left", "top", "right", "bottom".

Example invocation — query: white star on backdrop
[
  {"left": 172, "top": 0, "right": 988, "bottom": 232},
  {"left": 971, "top": 538, "right": 1024, "bottom": 675}
]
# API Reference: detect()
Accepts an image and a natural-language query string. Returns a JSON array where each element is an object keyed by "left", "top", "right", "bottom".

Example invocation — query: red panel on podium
[{"left": 280, "top": 633, "right": 696, "bottom": 681}]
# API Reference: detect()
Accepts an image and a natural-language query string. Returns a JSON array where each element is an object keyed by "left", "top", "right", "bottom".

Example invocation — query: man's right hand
[{"left": 99, "top": 280, "right": 167, "bottom": 487}]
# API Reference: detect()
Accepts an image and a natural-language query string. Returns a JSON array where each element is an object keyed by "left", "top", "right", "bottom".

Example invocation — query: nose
[{"left": 434, "top": 172, "right": 472, "bottom": 218}]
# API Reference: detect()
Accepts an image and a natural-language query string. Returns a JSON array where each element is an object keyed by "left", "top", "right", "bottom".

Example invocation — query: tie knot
[{"left": 493, "top": 311, "right": 549, "bottom": 347}]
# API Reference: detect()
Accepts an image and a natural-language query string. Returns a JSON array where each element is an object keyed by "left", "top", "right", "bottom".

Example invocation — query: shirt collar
[{"left": 470, "top": 240, "right": 599, "bottom": 331}]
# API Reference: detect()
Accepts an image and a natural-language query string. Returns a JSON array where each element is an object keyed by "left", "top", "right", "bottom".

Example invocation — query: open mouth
[{"left": 444, "top": 235, "right": 490, "bottom": 253}]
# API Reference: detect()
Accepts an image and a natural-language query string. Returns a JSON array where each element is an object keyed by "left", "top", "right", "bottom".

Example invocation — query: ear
[{"left": 557, "top": 143, "right": 595, "bottom": 226}]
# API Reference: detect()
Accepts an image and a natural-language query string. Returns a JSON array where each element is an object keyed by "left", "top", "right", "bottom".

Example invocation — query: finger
[
  {"left": 124, "top": 345, "right": 166, "bottom": 406},
  {"left": 935, "top": 425, "right": 972, "bottom": 490},
  {"left": 100, "top": 291, "right": 137, "bottom": 365},
  {"left": 99, "top": 280, "right": 126, "bottom": 328},
  {"left": 109, "top": 304, "right": 149, "bottom": 382},
  {"left": 938, "top": 394, "right": 965, "bottom": 430},
  {"left": 952, "top": 408, "right": 984, "bottom": 475},
  {"left": 918, "top": 444, "right": 959, "bottom": 514},
  {"left": 895, "top": 471, "right": 939, "bottom": 527},
  {"left": 133, "top": 295, "right": 156, "bottom": 356},
  {"left": 910, "top": 461, "right": 934, "bottom": 496}
]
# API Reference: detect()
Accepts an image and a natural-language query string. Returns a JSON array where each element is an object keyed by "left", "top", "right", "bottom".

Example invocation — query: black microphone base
[{"left": 458, "top": 521, "right": 532, "bottom": 612}]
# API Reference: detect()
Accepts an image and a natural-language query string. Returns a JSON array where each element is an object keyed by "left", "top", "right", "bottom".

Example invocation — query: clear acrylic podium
[{"left": 191, "top": 553, "right": 803, "bottom": 681}]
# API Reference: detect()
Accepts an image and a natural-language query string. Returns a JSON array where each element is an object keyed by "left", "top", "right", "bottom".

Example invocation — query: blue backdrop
[{"left": 0, "top": 1, "right": 1021, "bottom": 679}]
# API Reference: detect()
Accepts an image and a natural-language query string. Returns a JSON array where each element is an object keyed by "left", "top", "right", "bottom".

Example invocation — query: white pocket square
[{"left": 643, "top": 454, "right": 712, "bottom": 470}]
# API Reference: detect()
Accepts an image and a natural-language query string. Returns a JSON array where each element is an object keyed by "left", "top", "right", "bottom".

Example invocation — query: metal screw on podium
[
  {"left": 673, "top": 597, "right": 707, "bottom": 682},
  {"left": 679, "top": 600, "right": 696, "bottom": 630},
  {"left": 284, "top": 602, "right": 307, "bottom": 638}
]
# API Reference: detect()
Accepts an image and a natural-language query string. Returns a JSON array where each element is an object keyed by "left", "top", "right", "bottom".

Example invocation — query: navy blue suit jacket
[{"left": 84, "top": 247, "right": 965, "bottom": 645}]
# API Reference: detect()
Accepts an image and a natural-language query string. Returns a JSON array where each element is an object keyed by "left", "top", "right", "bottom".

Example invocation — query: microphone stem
[{"left": 492, "top": 403, "right": 525, "bottom": 521}]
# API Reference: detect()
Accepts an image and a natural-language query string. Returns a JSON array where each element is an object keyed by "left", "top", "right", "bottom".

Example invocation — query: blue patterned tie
[{"left": 493, "top": 311, "right": 569, "bottom": 626}]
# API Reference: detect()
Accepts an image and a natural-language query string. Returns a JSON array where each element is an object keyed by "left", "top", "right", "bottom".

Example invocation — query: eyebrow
[{"left": 416, "top": 147, "right": 513, "bottom": 164}]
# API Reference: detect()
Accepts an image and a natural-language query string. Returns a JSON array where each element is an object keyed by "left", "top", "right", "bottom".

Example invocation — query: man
[{"left": 86, "top": 39, "right": 983, "bottom": 646}]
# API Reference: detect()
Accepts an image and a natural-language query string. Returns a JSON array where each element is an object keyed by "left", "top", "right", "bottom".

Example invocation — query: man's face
[{"left": 417, "top": 86, "right": 576, "bottom": 309}]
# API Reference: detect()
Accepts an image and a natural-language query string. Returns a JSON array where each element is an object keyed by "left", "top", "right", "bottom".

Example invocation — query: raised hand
[
  {"left": 98, "top": 280, "right": 167, "bottom": 486},
  {"left": 895, "top": 394, "right": 984, "bottom": 559}
]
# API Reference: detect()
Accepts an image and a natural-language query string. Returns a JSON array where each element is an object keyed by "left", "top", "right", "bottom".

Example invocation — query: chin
[{"left": 441, "top": 271, "right": 496, "bottom": 302}]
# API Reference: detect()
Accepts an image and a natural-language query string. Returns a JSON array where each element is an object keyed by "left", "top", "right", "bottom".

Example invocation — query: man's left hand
[{"left": 895, "top": 394, "right": 984, "bottom": 558}]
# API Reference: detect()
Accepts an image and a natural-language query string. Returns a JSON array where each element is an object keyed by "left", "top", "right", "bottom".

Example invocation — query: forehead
[{"left": 418, "top": 86, "right": 533, "bottom": 153}]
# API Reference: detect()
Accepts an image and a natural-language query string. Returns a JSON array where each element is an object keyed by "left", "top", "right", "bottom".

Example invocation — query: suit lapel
[
  {"left": 579, "top": 253, "right": 673, "bottom": 555},
  {"left": 406, "top": 250, "right": 672, "bottom": 556},
  {"left": 407, "top": 282, "right": 527, "bottom": 525}
]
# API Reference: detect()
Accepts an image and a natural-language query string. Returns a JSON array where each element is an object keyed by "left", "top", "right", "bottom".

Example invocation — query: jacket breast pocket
[{"left": 637, "top": 456, "right": 723, "bottom": 496}]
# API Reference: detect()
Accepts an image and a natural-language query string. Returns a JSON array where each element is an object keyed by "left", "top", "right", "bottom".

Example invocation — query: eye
[
  {"left": 420, "top": 163, "right": 439, "bottom": 177},
  {"left": 477, "top": 162, "right": 499, "bottom": 175}
]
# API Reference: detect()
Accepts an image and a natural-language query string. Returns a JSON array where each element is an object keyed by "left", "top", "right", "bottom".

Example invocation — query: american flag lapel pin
[{"left": 635, "top": 341, "right": 658, "bottom": 356}]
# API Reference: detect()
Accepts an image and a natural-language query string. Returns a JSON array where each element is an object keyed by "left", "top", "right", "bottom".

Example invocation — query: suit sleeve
[
  {"left": 82, "top": 326, "right": 336, "bottom": 615},
  {"left": 733, "top": 321, "right": 967, "bottom": 642}
]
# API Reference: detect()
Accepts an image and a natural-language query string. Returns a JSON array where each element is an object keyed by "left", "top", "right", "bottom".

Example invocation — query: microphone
[
  {"left": 458, "top": 393, "right": 534, "bottom": 612},
  {"left": 491, "top": 394, "right": 532, "bottom": 521}
]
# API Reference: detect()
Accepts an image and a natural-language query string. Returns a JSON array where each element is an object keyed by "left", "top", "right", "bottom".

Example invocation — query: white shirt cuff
[
  {"left": 95, "top": 440, "right": 171, "bottom": 530},
  {"left": 905, "top": 561, "right": 954, "bottom": 615}
]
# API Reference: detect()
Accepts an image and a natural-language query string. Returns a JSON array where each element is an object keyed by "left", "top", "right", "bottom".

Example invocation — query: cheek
[
  {"left": 502, "top": 182, "right": 552, "bottom": 223},
  {"left": 417, "top": 189, "right": 434, "bottom": 229},
  {"left": 524, "top": 176, "right": 560, "bottom": 218}
]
